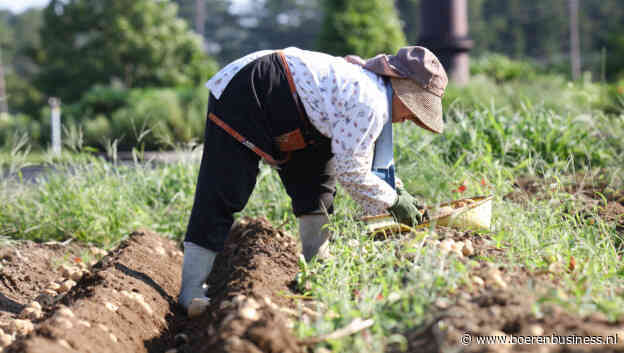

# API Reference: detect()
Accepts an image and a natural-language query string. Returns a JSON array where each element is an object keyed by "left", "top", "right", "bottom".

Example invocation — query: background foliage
[
  {"left": 318, "top": 0, "right": 406, "bottom": 58},
  {"left": 36, "top": 0, "right": 217, "bottom": 104},
  {"left": 0, "top": 0, "right": 624, "bottom": 151}
]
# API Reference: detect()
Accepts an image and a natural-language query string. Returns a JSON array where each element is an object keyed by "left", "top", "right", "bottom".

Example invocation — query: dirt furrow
[
  {"left": 168, "top": 217, "right": 302, "bottom": 353},
  {"left": 4, "top": 217, "right": 305, "bottom": 353},
  {"left": 6, "top": 230, "right": 183, "bottom": 353}
]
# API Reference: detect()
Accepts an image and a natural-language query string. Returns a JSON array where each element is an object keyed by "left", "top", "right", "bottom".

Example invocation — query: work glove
[
  {"left": 388, "top": 188, "right": 424, "bottom": 226},
  {"left": 397, "top": 185, "right": 429, "bottom": 221}
]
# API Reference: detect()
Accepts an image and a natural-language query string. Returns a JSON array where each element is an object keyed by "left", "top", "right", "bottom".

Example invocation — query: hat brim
[{"left": 390, "top": 78, "right": 444, "bottom": 134}]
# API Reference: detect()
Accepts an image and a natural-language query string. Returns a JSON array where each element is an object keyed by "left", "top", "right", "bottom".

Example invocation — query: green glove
[
  {"left": 396, "top": 185, "right": 417, "bottom": 205},
  {"left": 388, "top": 191, "right": 423, "bottom": 226}
]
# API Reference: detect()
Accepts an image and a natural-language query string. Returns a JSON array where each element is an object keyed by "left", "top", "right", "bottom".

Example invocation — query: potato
[
  {"left": 239, "top": 306, "right": 260, "bottom": 321},
  {"left": 69, "top": 270, "right": 83, "bottom": 281},
  {"left": 187, "top": 298, "right": 210, "bottom": 318},
  {"left": 0, "top": 331, "right": 14, "bottom": 347},
  {"left": 57, "top": 307, "right": 75, "bottom": 318},
  {"left": 53, "top": 317, "right": 73, "bottom": 330},
  {"left": 58, "top": 279, "right": 76, "bottom": 293},
  {"left": 27, "top": 301, "right": 42, "bottom": 311},
  {"left": 58, "top": 339, "right": 72, "bottom": 349},
  {"left": 472, "top": 276, "right": 485, "bottom": 286},
  {"left": 11, "top": 319, "right": 34, "bottom": 336},
  {"left": 462, "top": 240, "right": 475, "bottom": 257},
  {"left": 105, "top": 302, "right": 119, "bottom": 312},
  {"left": 20, "top": 307, "right": 43, "bottom": 320}
]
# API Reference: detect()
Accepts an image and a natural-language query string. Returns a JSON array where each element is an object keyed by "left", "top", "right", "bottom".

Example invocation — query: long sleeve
[{"left": 283, "top": 47, "right": 398, "bottom": 215}]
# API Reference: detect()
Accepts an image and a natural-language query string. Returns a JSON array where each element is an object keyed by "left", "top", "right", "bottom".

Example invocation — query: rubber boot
[
  {"left": 298, "top": 213, "right": 331, "bottom": 262},
  {"left": 178, "top": 241, "right": 217, "bottom": 311}
]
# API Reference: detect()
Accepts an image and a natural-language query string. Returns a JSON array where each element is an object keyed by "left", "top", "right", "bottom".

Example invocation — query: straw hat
[{"left": 347, "top": 46, "right": 448, "bottom": 133}]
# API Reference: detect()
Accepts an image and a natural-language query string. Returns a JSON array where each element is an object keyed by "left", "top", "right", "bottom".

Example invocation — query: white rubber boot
[
  {"left": 298, "top": 213, "right": 331, "bottom": 262},
  {"left": 178, "top": 241, "right": 217, "bottom": 313}
]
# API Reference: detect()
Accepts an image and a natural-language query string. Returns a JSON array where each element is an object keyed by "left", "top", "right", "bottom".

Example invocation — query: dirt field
[
  {"left": 1, "top": 175, "right": 623, "bottom": 353},
  {"left": 1, "top": 218, "right": 303, "bottom": 353}
]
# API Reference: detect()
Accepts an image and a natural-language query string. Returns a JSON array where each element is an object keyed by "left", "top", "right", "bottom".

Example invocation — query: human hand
[{"left": 388, "top": 191, "right": 424, "bottom": 226}]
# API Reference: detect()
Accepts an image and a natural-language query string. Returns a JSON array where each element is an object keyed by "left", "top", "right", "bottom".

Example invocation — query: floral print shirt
[{"left": 206, "top": 47, "right": 398, "bottom": 215}]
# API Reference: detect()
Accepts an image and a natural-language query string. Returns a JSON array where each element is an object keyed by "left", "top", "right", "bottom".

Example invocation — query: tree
[
  {"left": 318, "top": 0, "right": 406, "bottom": 58},
  {"left": 35, "top": 0, "right": 217, "bottom": 103},
  {"left": 173, "top": 0, "right": 323, "bottom": 65},
  {"left": 394, "top": 0, "right": 420, "bottom": 44}
]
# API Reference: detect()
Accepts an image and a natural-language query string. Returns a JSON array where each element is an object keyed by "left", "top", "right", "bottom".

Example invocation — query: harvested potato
[
  {"left": 59, "top": 279, "right": 76, "bottom": 293},
  {"left": 188, "top": 298, "right": 210, "bottom": 318},
  {"left": 11, "top": 319, "right": 34, "bottom": 336},
  {"left": 58, "top": 339, "right": 72, "bottom": 349},
  {"left": 20, "top": 307, "right": 43, "bottom": 320},
  {"left": 438, "top": 239, "right": 455, "bottom": 254},
  {"left": 436, "top": 206, "right": 455, "bottom": 215},
  {"left": 57, "top": 306, "right": 75, "bottom": 318},
  {"left": 53, "top": 317, "right": 73, "bottom": 330},
  {"left": 121, "top": 290, "right": 153, "bottom": 315},
  {"left": 69, "top": 270, "right": 83, "bottom": 281},
  {"left": 472, "top": 276, "right": 485, "bottom": 286},
  {"left": 462, "top": 240, "right": 475, "bottom": 256},
  {"left": 105, "top": 302, "right": 119, "bottom": 312},
  {"left": 0, "top": 330, "right": 13, "bottom": 347},
  {"left": 77, "top": 320, "right": 91, "bottom": 328},
  {"left": 27, "top": 301, "right": 42, "bottom": 311}
]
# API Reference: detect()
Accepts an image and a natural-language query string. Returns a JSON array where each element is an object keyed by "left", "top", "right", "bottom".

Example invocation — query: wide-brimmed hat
[{"left": 346, "top": 46, "right": 448, "bottom": 133}]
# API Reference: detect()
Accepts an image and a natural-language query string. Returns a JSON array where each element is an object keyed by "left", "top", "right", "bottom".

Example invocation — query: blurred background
[{"left": 0, "top": 0, "right": 623, "bottom": 152}]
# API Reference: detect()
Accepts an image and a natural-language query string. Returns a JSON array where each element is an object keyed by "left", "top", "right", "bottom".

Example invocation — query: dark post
[
  {"left": 418, "top": 0, "right": 472, "bottom": 85},
  {"left": 195, "top": 0, "right": 206, "bottom": 49},
  {"left": 0, "top": 47, "right": 7, "bottom": 114},
  {"left": 568, "top": 0, "right": 581, "bottom": 80}
]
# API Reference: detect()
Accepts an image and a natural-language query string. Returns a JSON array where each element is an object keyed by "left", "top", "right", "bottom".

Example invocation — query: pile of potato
[{"left": 0, "top": 248, "right": 105, "bottom": 349}]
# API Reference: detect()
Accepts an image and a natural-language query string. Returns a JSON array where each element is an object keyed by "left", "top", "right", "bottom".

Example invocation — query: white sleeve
[{"left": 329, "top": 80, "right": 397, "bottom": 216}]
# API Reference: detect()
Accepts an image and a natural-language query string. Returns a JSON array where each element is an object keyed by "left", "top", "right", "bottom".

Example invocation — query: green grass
[{"left": 1, "top": 76, "right": 624, "bottom": 352}]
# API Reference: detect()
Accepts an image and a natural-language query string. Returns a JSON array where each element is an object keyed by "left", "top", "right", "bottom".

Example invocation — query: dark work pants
[{"left": 185, "top": 54, "right": 336, "bottom": 253}]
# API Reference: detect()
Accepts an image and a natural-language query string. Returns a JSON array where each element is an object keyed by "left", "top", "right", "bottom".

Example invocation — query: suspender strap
[
  {"left": 276, "top": 51, "right": 313, "bottom": 138},
  {"left": 208, "top": 112, "right": 289, "bottom": 166}
]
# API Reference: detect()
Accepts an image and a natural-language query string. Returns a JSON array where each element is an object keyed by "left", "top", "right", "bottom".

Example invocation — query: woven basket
[
  {"left": 362, "top": 195, "right": 494, "bottom": 237},
  {"left": 433, "top": 195, "right": 494, "bottom": 231}
]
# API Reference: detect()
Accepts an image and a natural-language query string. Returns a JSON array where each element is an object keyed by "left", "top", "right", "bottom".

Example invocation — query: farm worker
[{"left": 179, "top": 46, "right": 448, "bottom": 312}]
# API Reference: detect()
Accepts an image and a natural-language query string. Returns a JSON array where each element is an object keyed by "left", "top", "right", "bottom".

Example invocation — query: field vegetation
[{"left": 1, "top": 57, "right": 624, "bottom": 352}]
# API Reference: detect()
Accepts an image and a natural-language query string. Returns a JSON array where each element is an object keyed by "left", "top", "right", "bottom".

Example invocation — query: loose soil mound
[
  {"left": 395, "top": 226, "right": 624, "bottom": 353},
  {"left": 8, "top": 214, "right": 620, "bottom": 353},
  {"left": 4, "top": 217, "right": 304, "bottom": 353},
  {"left": 6, "top": 230, "right": 183, "bottom": 353},
  {"left": 170, "top": 217, "right": 302, "bottom": 353},
  {"left": 0, "top": 241, "right": 90, "bottom": 327}
]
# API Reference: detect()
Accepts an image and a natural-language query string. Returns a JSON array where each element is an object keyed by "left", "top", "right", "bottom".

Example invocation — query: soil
[
  {"left": 0, "top": 241, "right": 90, "bottom": 326},
  {"left": 393, "top": 226, "right": 624, "bottom": 353},
  {"left": 505, "top": 173, "right": 624, "bottom": 205},
  {"left": 5, "top": 230, "right": 183, "bottom": 353},
  {"left": 165, "top": 217, "right": 302, "bottom": 353},
  {"left": 2, "top": 218, "right": 303, "bottom": 353},
  {"left": 2, "top": 214, "right": 624, "bottom": 353},
  {"left": 504, "top": 174, "right": 624, "bottom": 236}
]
